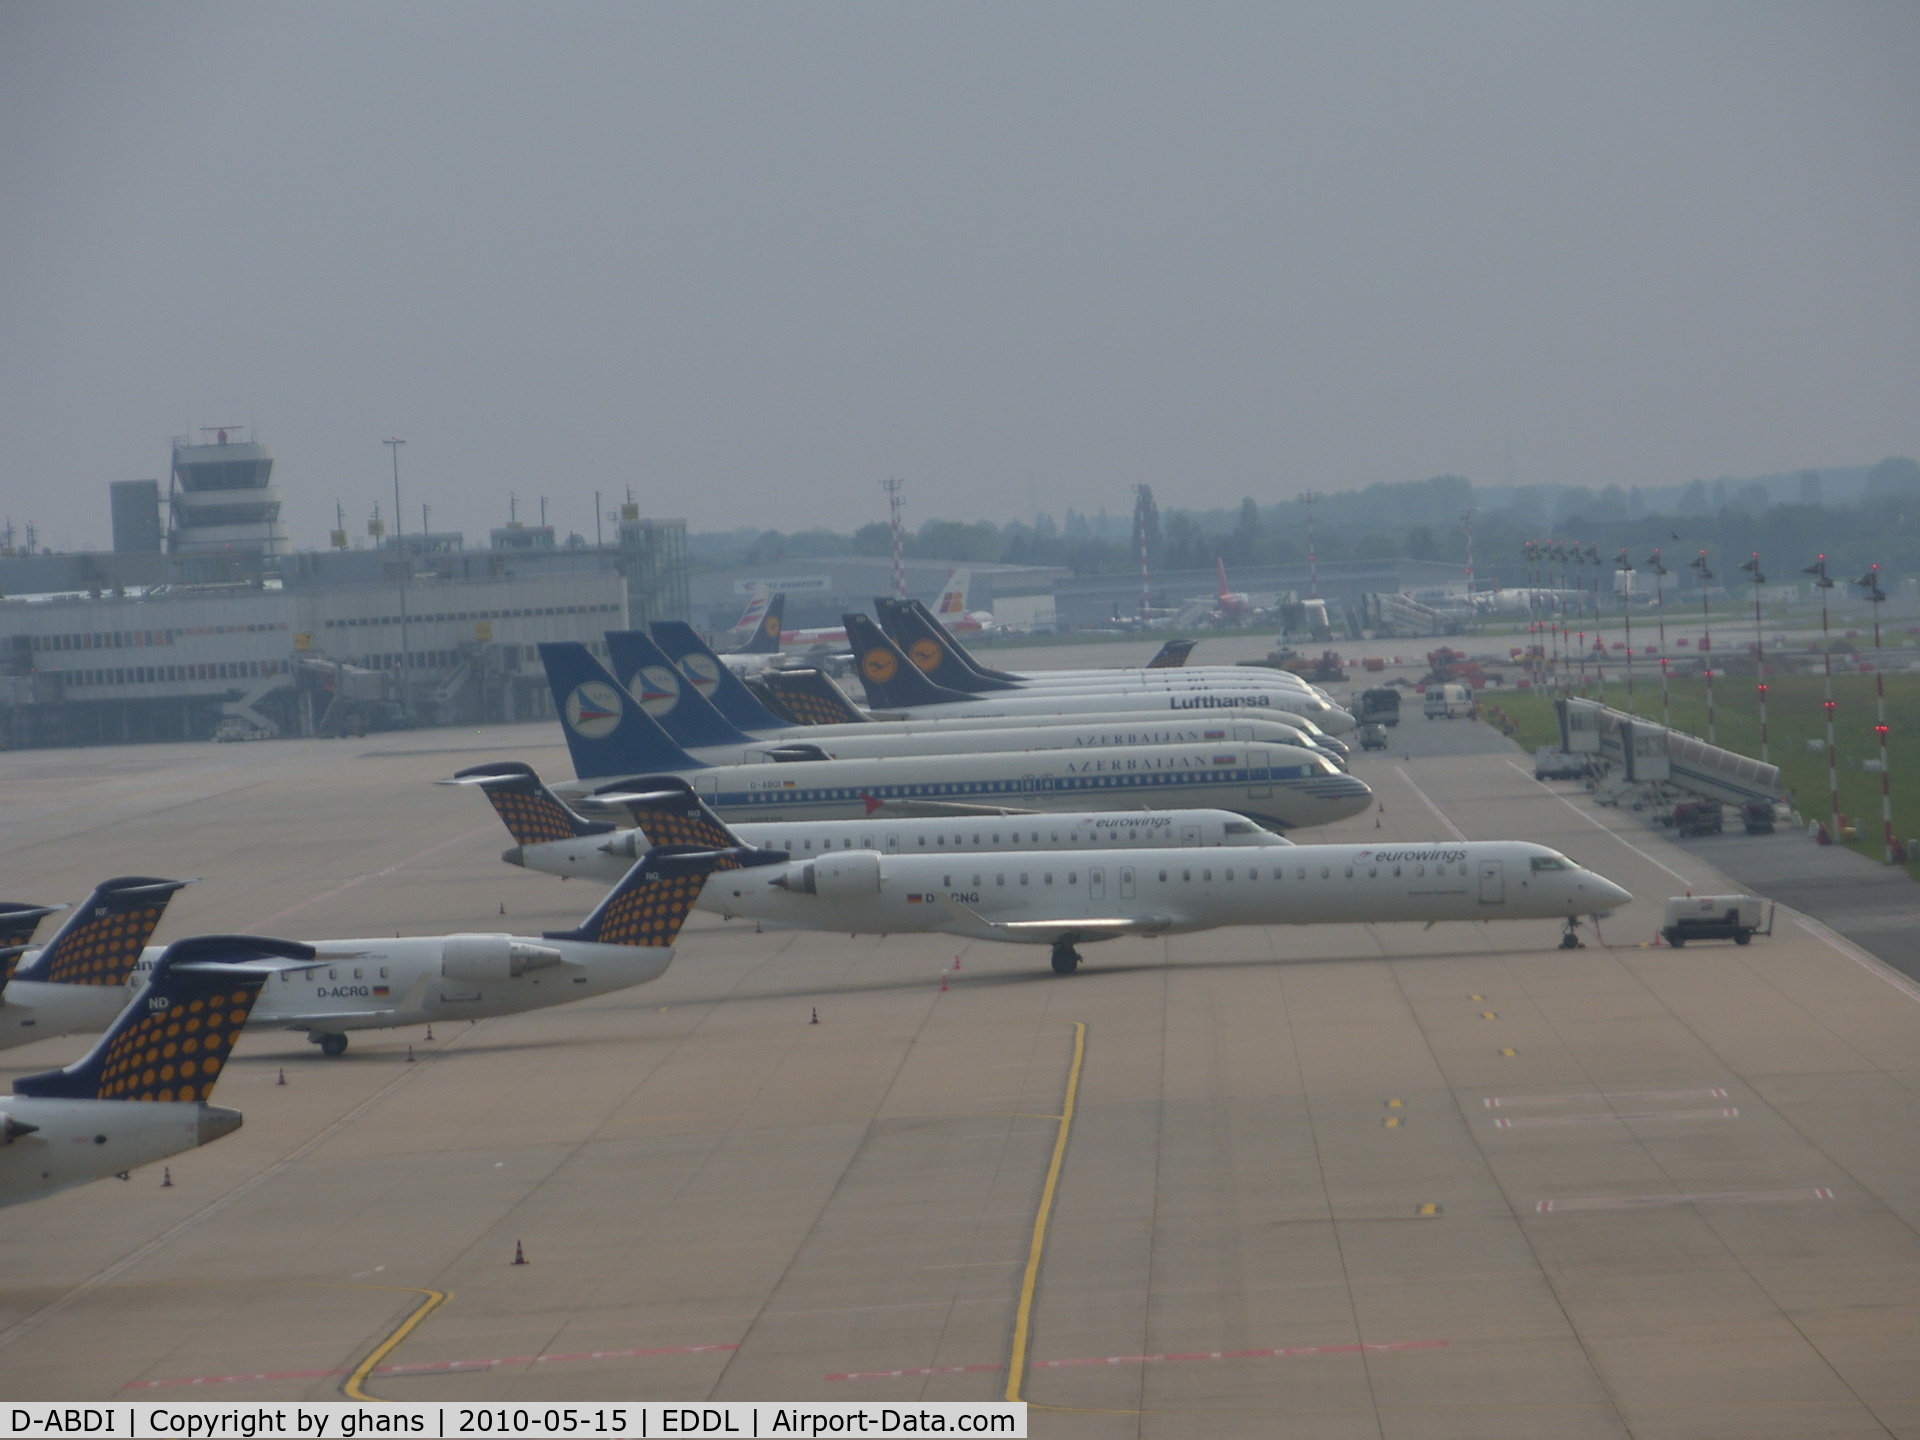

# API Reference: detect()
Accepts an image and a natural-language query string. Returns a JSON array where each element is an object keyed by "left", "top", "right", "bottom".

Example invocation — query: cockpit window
[
  {"left": 1223, "top": 821, "right": 1255, "bottom": 834},
  {"left": 1530, "top": 855, "right": 1574, "bottom": 872}
]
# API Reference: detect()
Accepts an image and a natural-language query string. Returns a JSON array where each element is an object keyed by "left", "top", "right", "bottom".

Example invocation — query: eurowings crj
[
  {"left": 0, "top": 851, "right": 727, "bottom": 1058},
  {"left": 1, "top": 934, "right": 301, "bottom": 1206},
  {"left": 446, "top": 760, "right": 1295, "bottom": 886},
  {"left": 485, "top": 774, "right": 1635, "bottom": 975}
]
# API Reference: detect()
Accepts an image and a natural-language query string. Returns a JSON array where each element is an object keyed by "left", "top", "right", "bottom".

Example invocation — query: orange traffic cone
[
  {"left": 161, "top": 1167, "right": 172, "bottom": 1188},
  {"left": 810, "top": 1008, "right": 819, "bottom": 1024},
  {"left": 277, "top": 1068, "right": 286, "bottom": 1086},
  {"left": 512, "top": 1241, "right": 528, "bottom": 1266},
  {"left": 406, "top": 1045, "right": 415, "bottom": 1062}
]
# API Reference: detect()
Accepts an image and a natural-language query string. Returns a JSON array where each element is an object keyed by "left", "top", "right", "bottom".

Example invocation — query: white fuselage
[
  {"left": 859, "top": 686, "right": 1357, "bottom": 733},
  {"left": 0, "top": 1098, "right": 238, "bottom": 1207},
  {"left": 0, "top": 934, "right": 677, "bottom": 1049},
  {"left": 507, "top": 808, "right": 1292, "bottom": 885},
  {"left": 635, "top": 717, "right": 1344, "bottom": 770},
  {"left": 553, "top": 741, "right": 1372, "bottom": 830},
  {"left": 699, "top": 841, "right": 1630, "bottom": 946}
]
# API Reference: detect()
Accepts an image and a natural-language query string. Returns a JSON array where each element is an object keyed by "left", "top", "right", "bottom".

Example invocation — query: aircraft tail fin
[
  {"left": 13, "top": 934, "right": 314, "bottom": 1102},
  {"left": 730, "top": 591, "right": 771, "bottom": 637},
  {"left": 748, "top": 668, "right": 869, "bottom": 726},
  {"left": 932, "top": 569, "right": 971, "bottom": 619},
  {"left": 649, "top": 620, "right": 789, "bottom": 732},
  {"left": 1146, "top": 639, "right": 1197, "bottom": 669},
  {"left": 13, "top": 877, "right": 192, "bottom": 988},
  {"left": 443, "top": 761, "right": 615, "bottom": 845},
  {"left": 580, "top": 774, "right": 741, "bottom": 851},
  {"left": 541, "top": 848, "right": 728, "bottom": 948},
  {"left": 538, "top": 642, "right": 705, "bottom": 780},
  {"left": 0, "top": 902, "right": 65, "bottom": 951},
  {"left": 604, "top": 630, "right": 756, "bottom": 748},
  {"left": 875, "top": 598, "right": 1016, "bottom": 692},
  {"left": 841, "top": 613, "right": 978, "bottom": 709},
  {"left": 1218, "top": 557, "right": 1229, "bottom": 598},
  {"left": 734, "top": 593, "right": 786, "bottom": 654},
  {"left": 898, "top": 598, "right": 1026, "bottom": 683}
]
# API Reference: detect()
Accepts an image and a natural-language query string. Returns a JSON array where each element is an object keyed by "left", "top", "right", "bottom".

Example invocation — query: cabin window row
[{"left": 281, "top": 965, "right": 390, "bottom": 984}]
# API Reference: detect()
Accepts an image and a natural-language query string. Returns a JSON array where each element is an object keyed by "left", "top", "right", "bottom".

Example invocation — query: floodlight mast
[
  {"left": 1739, "top": 553, "right": 1768, "bottom": 763},
  {"left": 1805, "top": 556, "right": 1839, "bottom": 844},
  {"left": 1647, "top": 549, "right": 1670, "bottom": 728},
  {"left": 1858, "top": 565, "right": 1894, "bottom": 863},
  {"left": 1616, "top": 550, "right": 1635, "bottom": 715},
  {"left": 1690, "top": 550, "right": 1715, "bottom": 744}
]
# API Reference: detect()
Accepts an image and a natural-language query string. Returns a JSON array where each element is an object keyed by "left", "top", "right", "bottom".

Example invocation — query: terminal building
[{"left": 0, "top": 435, "right": 687, "bottom": 749}]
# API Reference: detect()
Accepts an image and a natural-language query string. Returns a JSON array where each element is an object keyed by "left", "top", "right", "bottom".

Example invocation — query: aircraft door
[
  {"left": 1021, "top": 773, "right": 1037, "bottom": 798},
  {"left": 1478, "top": 860, "right": 1505, "bottom": 904},
  {"left": 1180, "top": 826, "right": 1201, "bottom": 847},
  {"left": 1090, "top": 866, "right": 1105, "bottom": 901},
  {"left": 1119, "top": 866, "right": 1135, "bottom": 900},
  {"left": 1247, "top": 747, "right": 1272, "bottom": 799}
]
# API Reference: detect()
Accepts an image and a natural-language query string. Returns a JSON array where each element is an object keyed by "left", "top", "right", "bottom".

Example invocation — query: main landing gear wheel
[
  {"left": 316, "top": 1033, "right": 348, "bottom": 1057},
  {"left": 1559, "top": 917, "right": 1584, "bottom": 951},
  {"left": 1050, "top": 944, "right": 1081, "bottom": 976}
]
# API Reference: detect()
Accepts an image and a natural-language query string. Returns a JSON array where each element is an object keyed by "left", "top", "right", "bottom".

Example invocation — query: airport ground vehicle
[
  {"left": 1358, "top": 723, "right": 1389, "bottom": 750},
  {"left": 1673, "top": 799, "right": 1724, "bottom": 837},
  {"left": 1662, "top": 894, "right": 1771, "bottom": 947},
  {"left": 1356, "top": 687, "right": 1401, "bottom": 727},
  {"left": 1741, "top": 801, "right": 1777, "bottom": 835},
  {"left": 1533, "top": 748, "right": 1589, "bottom": 781},
  {"left": 1424, "top": 683, "right": 1473, "bottom": 719}
]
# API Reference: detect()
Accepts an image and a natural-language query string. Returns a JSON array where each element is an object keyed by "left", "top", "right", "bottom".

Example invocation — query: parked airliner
[
  {"left": 1, "top": 935, "right": 290, "bottom": 1206},
  {"left": 568, "top": 782, "right": 1635, "bottom": 973},
  {"left": 4, "top": 852, "right": 725, "bottom": 1058},
  {"left": 539, "top": 643, "right": 1373, "bottom": 830},
  {"left": 446, "top": 762, "right": 1292, "bottom": 885}
]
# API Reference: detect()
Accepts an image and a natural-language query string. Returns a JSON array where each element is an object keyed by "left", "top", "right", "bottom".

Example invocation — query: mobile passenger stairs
[{"left": 1552, "top": 696, "right": 1785, "bottom": 833}]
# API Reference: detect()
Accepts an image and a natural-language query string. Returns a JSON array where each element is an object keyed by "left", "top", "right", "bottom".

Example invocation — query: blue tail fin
[
  {"left": 0, "top": 901, "right": 64, "bottom": 951},
  {"left": 13, "top": 934, "right": 314, "bottom": 1102},
  {"left": 649, "top": 621, "right": 790, "bottom": 732},
  {"left": 890, "top": 597, "right": 1027, "bottom": 683},
  {"left": 749, "top": 668, "right": 870, "bottom": 726},
  {"left": 603, "top": 630, "right": 756, "bottom": 748},
  {"left": 444, "top": 762, "right": 615, "bottom": 844},
  {"left": 841, "top": 613, "right": 978, "bottom": 709},
  {"left": 13, "top": 877, "right": 192, "bottom": 987},
  {"left": 537, "top": 642, "right": 707, "bottom": 779},
  {"left": 542, "top": 848, "right": 728, "bottom": 947},
  {"left": 735, "top": 593, "right": 786, "bottom": 654},
  {"left": 874, "top": 598, "right": 1017, "bottom": 692}
]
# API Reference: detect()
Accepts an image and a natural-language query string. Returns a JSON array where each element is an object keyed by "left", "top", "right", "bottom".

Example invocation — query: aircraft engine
[
  {"left": 0, "top": 1112, "right": 38, "bottom": 1145},
  {"left": 773, "top": 851, "right": 882, "bottom": 900},
  {"left": 440, "top": 935, "right": 565, "bottom": 984}
]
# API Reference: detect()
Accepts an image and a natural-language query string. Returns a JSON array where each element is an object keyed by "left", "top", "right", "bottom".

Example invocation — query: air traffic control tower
[{"left": 167, "top": 427, "right": 291, "bottom": 556}]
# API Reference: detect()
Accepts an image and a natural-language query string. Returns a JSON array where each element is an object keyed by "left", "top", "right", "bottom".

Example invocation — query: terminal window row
[
  {"left": 348, "top": 640, "right": 605, "bottom": 670},
  {"left": 21, "top": 622, "right": 288, "bottom": 652},
  {"left": 322, "top": 602, "right": 620, "bottom": 629},
  {"left": 57, "top": 659, "right": 287, "bottom": 688}
]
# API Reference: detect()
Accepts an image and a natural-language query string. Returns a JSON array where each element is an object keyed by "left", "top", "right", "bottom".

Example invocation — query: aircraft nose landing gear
[
  {"left": 1559, "top": 917, "right": 1585, "bottom": 951},
  {"left": 1050, "top": 942, "right": 1082, "bottom": 976}
]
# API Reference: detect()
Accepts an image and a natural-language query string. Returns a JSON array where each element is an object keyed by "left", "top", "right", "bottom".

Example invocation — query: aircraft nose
[{"left": 1586, "top": 874, "right": 1633, "bottom": 911}]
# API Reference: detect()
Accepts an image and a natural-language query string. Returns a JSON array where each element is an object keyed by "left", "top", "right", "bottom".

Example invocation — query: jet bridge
[{"left": 1556, "top": 697, "right": 1780, "bottom": 808}]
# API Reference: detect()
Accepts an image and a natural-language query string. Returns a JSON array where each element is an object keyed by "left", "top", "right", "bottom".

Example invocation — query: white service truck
[{"left": 1661, "top": 894, "right": 1771, "bottom": 947}]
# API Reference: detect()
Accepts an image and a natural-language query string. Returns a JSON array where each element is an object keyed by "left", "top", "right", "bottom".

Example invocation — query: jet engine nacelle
[
  {"left": 0, "top": 1111, "right": 38, "bottom": 1145},
  {"left": 440, "top": 935, "right": 565, "bottom": 985},
  {"left": 775, "top": 851, "right": 882, "bottom": 900}
]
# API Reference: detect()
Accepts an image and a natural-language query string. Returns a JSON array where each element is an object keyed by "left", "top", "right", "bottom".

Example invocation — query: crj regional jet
[
  {"left": 1, "top": 935, "right": 291, "bottom": 1206},
  {"left": 1, "top": 852, "right": 726, "bottom": 1058},
  {"left": 485, "top": 774, "right": 1634, "bottom": 975},
  {"left": 446, "top": 760, "right": 1293, "bottom": 885}
]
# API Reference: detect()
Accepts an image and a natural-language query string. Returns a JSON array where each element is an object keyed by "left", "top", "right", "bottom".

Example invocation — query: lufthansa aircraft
[
  {"left": 538, "top": 643, "right": 1374, "bottom": 830},
  {"left": 545, "top": 781, "right": 1635, "bottom": 974},
  {"left": 1, "top": 935, "right": 294, "bottom": 1206}
]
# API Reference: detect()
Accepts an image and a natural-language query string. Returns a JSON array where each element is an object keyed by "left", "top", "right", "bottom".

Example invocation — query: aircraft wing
[{"left": 931, "top": 892, "right": 1176, "bottom": 940}]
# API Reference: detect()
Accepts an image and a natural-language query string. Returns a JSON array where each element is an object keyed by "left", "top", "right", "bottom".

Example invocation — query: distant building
[
  {"left": 109, "top": 481, "right": 163, "bottom": 553},
  {"left": 491, "top": 523, "right": 555, "bottom": 551},
  {"left": 167, "top": 429, "right": 291, "bottom": 557}
]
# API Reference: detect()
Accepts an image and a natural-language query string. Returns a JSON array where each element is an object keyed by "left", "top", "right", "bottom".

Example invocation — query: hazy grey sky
[{"left": 3, "top": 2, "right": 1916, "bottom": 551}]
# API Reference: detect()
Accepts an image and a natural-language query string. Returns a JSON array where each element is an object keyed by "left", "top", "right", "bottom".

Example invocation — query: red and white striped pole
[{"left": 1860, "top": 565, "right": 1894, "bottom": 862}]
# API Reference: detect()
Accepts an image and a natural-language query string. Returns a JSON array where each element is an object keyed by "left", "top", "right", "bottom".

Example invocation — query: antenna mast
[{"left": 880, "top": 478, "right": 907, "bottom": 599}]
